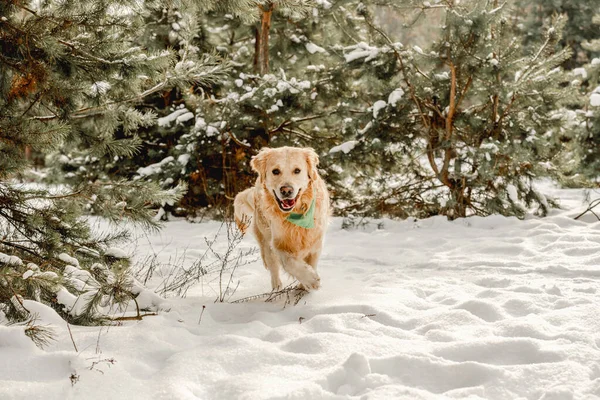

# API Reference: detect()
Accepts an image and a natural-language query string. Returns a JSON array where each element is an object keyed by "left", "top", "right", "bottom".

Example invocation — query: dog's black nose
[{"left": 280, "top": 185, "right": 294, "bottom": 198}]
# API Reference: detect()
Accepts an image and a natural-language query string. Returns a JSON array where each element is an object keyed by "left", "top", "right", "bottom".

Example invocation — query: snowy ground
[{"left": 2, "top": 185, "right": 600, "bottom": 399}]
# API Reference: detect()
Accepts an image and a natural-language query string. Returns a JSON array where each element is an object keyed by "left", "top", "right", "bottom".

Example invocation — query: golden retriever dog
[{"left": 234, "top": 146, "right": 330, "bottom": 291}]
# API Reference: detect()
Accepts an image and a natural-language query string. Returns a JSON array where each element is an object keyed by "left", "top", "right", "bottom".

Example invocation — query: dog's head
[{"left": 250, "top": 146, "right": 319, "bottom": 213}]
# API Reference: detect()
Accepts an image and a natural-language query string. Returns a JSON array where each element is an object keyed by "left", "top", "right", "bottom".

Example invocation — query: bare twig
[
  {"left": 111, "top": 312, "right": 157, "bottom": 321},
  {"left": 66, "top": 321, "right": 79, "bottom": 352},
  {"left": 198, "top": 305, "right": 206, "bottom": 324},
  {"left": 232, "top": 283, "right": 307, "bottom": 306},
  {"left": 574, "top": 199, "right": 600, "bottom": 221},
  {"left": 88, "top": 357, "right": 116, "bottom": 374}
]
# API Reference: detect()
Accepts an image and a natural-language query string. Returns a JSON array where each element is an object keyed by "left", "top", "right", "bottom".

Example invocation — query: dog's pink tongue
[{"left": 282, "top": 199, "right": 295, "bottom": 209}]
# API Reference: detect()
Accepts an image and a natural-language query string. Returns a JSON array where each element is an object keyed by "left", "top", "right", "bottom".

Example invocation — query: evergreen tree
[
  {"left": 44, "top": 0, "right": 260, "bottom": 212},
  {"left": 0, "top": 0, "right": 238, "bottom": 325},
  {"left": 514, "top": 1, "right": 600, "bottom": 180},
  {"left": 515, "top": 0, "right": 600, "bottom": 68},
  {"left": 43, "top": 0, "right": 583, "bottom": 224},
  {"left": 110, "top": 1, "right": 360, "bottom": 215},
  {"left": 575, "top": 13, "right": 600, "bottom": 178},
  {"left": 331, "top": 0, "right": 576, "bottom": 219}
]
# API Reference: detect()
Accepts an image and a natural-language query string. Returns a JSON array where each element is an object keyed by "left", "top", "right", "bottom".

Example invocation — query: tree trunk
[
  {"left": 254, "top": 3, "right": 273, "bottom": 75},
  {"left": 447, "top": 185, "right": 468, "bottom": 220}
]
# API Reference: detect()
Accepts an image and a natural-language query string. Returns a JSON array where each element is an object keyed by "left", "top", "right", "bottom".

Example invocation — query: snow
[
  {"left": 154, "top": 207, "right": 166, "bottom": 221},
  {"left": 89, "top": 81, "right": 111, "bottom": 97},
  {"left": 205, "top": 125, "right": 219, "bottom": 137},
  {"left": 136, "top": 156, "right": 175, "bottom": 177},
  {"left": 515, "top": 70, "right": 523, "bottom": 82},
  {"left": 590, "top": 93, "right": 600, "bottom": 107},
  {"left": 505, "top": 184, "right": 526, "bottom": 212},
  {"left": 358, "top": 121, "right": 373, "bottom": 135},
  {"left": 157, "top": 108, "right": 190, "bottom": 127},
  {"left": 239, "top": 88, "right": 257, "bottom": 101},
  {"left": 274, "top": 77, "right": 311, "bottom": 95},
  {"left": 0, "top": 325, "right": 38, "bottom": 350},
  {"left": 343, "top": 42, "right": 382, "bottom": 63},
  {"left": 306, "top": 64, "right": 326, "bottom": 72},
  {"left": 3, "top": 185, "right": 600, "bottom": 399},
  {"left": 177, "top": 154, "right": 190, "bottom": 166},
  {"left": 435, "top": 71, "right": 450, "bottom": 80},
  {"left": 54, "top": 287, "right": 81, "bottom": 315},
  {"left": 194, "top": 117, "right": 207, "bottom": 130},
  {"left": 0, "top": 252, "right": 22, "bottom": 266},
  {"left": 22, "top": 270, "right": 34, "bottom": 279},
  {"left": 305, "top": 42, "right": 328, "bottom": 54},
  {"left": 63, "top": 265, "right": 96, "bottom": 291},
  {"left": 572, "top": 68, "right": 587, "bottom": 80},
  {"left": 372, "top": 100, "right": 387, "bottom": 118},
  {"left": 104, "top": 247, "right": 128, "bottom": 259},
  {"left": 329, "top": 140, "right": 358, "bottom": 154},
  {"left": 175, "top": 112, "right": 194, "bottom": 124},
  {"left": 387, "top": 88, "right": 404, "bottom": 106},
  {"left": 58, "top": 253, "right": 80, "bottom": 268},
  {"left": 315, "top": 0, "right": 332, "bottom": 9}
]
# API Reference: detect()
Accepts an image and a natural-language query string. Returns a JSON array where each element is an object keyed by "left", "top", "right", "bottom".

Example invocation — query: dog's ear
[
  {"left": 304, "top": 148, "right": 319, "bottom": 180},
  {"left": 250, "top": 147, "right": 271, "bottom": 181}
]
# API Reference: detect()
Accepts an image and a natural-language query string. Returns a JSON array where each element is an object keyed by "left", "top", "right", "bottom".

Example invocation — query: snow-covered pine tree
[
  {"left": 125, "top": 1, "right": 362, "bottom": 215},
  {"left": 575, "top": 13, "right": 600, "bottom": 178},
  {"left": 331, "top": 0, "right": 576, "bottom": 219},
  {"left": 44, "top": 0, "right": 257, "bottom": 210},
  {"left": 513, "top": 1, "right": 600, "bottom": 181},
  {"left": 515, "top": 0, "right": 600, "bottom": 68},
  {"left": 0, "top": 0, "right": 232, "bottom": 325}
]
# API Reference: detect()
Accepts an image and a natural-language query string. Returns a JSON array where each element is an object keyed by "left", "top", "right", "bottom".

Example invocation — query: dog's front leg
[
  {"left": 304, "top": 250, "right": 321, "bottom": 271},
  {"left": 254, "top": 227, "right": 283, "bottom": 290},
  {"left": 263, "top": 245, "right": 283, "bottom": 290},
  {"left": 277, "top": 251, "right": 321, "bottom": 290}
]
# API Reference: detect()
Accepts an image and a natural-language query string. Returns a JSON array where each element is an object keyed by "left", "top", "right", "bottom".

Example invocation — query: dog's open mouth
[{"left": 273, "top": 190, "right": 300, "bottom": 212}]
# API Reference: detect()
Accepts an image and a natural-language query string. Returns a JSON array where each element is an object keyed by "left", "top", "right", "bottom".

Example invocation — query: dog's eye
[
  {"left": 294, "top": 168, "right": 301, "bottom": 174},
  {"left": 272, "top": 169, "right": 280, "bottom": 175}
]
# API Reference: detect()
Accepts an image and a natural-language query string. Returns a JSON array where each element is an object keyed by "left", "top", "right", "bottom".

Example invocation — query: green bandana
[{"left": 286, "top": 197, "right": 316, "bottom": 229}]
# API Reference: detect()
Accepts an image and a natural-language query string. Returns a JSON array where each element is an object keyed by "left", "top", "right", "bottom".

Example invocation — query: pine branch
[
  {"left": 31, "top": 78, "right": 170, "bottom": 121},
  {"left": 361, "top": 13, "right": 430, "bottom": 129},
  {"left": 57, "top": 40, "right": 128, "bottom": 66}
]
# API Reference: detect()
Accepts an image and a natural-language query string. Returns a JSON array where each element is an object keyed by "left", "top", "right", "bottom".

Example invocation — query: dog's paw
[{"left": 299, "top": 271, "right": 321, "bottom": 291}]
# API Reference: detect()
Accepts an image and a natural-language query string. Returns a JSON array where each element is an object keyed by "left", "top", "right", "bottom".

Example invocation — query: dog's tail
[{"left": 233, "top": 188, "right": 255, "bottom": 234}]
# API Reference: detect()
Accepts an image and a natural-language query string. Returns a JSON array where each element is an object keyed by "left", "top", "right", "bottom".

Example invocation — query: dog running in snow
[{"left": 233, "top": 146, "right": 330, "bottom": 291}]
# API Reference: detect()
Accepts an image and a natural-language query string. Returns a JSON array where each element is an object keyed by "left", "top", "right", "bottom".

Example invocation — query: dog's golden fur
[{"left": 233, "top": 146, "right": 330, "bottom": 290}]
